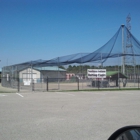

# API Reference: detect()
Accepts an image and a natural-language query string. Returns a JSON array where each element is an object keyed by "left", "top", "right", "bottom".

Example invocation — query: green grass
[
  {"left": 57, "top": 88, "right": 140, "bottom": 92},
  {"left": 0, "top": 90, "right": 16, "bottom": 93}
]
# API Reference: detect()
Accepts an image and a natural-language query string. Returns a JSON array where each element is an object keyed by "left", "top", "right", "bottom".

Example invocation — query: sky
[{"left": 0, "top": 0, "right": 140, "bottom": 68}]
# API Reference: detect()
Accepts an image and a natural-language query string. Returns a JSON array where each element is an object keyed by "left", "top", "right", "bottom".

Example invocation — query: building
[
  {"left": 66, "top": 73, "right": 75, "bottom": 80},
  {"left": 19, "top": 67, "right": 66, "bottom": 85},
  {"left": 2, "top": 66, "right": 66, "bottom": 87}
]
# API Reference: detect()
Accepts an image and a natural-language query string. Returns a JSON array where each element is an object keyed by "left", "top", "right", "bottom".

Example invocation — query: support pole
[
  {"left": 77, "top": 77, "right": 79, "bottom": 91},
  {"left": 138, "top": 77, "right": 139, "bottom": 89},
  {"left": 17, "top": 77, "right": 20, "bottom": 92},
  {"left": 122, "top": 24, "right": 125, "bottom": 74},
  {"left": 118, "top": 54, "right": 120, "bottom": 89},
  {"left": 32, "top": 79, "right": 34, "bottom": 91},
  {"left": 57, "top": 57, "right": 60, "bottom": 90},
  {"left": 17, "top": 66, "right": 20, "bottom": 92},
  {"left": 46, "top": 77, "right": 48, "bottom": 91}
]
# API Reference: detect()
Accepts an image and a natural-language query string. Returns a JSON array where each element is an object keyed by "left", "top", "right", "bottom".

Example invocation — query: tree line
[{"left": 59, "top": 65, "right": 140, "bottom": 74}]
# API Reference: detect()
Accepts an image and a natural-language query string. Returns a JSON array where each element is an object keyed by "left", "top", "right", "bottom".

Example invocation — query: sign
[
  {"left": 87, "top": 69, "right": 106, "bottom": 78},
  {"left": 7, "top": 74, "right": 9, "bottom": 81},
  {"left": 23, "top": 81, "right": 31, "bottom": 85}
]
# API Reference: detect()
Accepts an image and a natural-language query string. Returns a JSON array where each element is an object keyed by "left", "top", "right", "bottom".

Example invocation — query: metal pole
[
  {"left": 101, "top": 53, "right": 103, "bottom": 68},
  {"left": 134, "top": 54, "right": 136, "bottom": 87},
  {"left": 32, "top": 79, "right": 34, "bottom": 91},
  {"left": 31, "top": 61, "right": 34, "bottom": 91},
  {"left": 118, "top": 54, "right": 120, "bottom": 89},
  {"left": 41, "top": 67, "right": 42, "bottom": 90},
  {"left": 17, "top": 66, "right": 20, "bottom": 92},
  {"left": 57, "top": 57, "right": 60, "bottom": 90},
  {"left": 46, "top": 77, "right": 48, "bottom": 91},
  {"left": 81, "top": 53, "right": 83, "bottom": 89},
  {"left": 138, "top": 63, "right": 140, "bottom": 89},
  {"left": 18, "top": 77, "right": 20, "bottom": 92},
  {"left": 122, "top": 25, "right": 125, "bottom": 74},
  {"left": 77, "top": 77, "right": 79, "bottom": 91},
  {"left": 98, "top": 78, "right": 100, "bottom": 90},
  {"left": 138, "top": 77, "right": 139, "bottom": 89}
]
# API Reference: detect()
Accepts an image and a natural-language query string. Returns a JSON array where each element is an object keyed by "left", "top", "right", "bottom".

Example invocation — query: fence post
[
  {"left": 98, "top": 78, "right": 100, "bottom": 90},
  {"left": 17, "top": 77, "right": 20, "bottom": 92},
  {"left": 77, "top": 77, "right": 79, "bottom": 91},
  {"left": 32, "top": 79, "right": 34, "bottom": 91},
  {"left": 46, "top": 77, "right": 48, "bottom": 91},
  {"left": 138, "top": 78, "right": 139, "bottom": 89}
]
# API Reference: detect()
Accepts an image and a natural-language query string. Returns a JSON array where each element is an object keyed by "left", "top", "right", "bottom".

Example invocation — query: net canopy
[
  {"left": 2, "top": 25, "right": 140, "bottom": 91},
  {"left": 3, "top": 25, "right": 140, "bottom": 68}
]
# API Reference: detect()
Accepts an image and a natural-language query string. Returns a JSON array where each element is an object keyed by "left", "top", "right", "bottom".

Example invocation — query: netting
[
  {"left": 2, "top": 25, "right": 140, "bottom": 68},
  {"left": 32, "top": 25, "right": 140, "bottom": 67},
  {"left": 2, "top": 25, "right": 140, "bottom": 91}
]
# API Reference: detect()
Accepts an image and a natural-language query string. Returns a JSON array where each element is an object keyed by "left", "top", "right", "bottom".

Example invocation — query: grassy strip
[
  {"left": 58, "top": 88, "right": 140, "bottom": 92},
  {"left": 0, "top": 90, "right": 16, "bottom": 93}
]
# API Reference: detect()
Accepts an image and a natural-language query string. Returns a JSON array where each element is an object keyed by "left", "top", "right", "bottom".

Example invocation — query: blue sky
[{"left": 0, "top": 0, "right": 140, "bottom": 67}]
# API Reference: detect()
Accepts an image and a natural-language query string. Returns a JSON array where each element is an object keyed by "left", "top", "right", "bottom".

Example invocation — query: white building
[{"left": 19, "top": 67, "right": 66, "bottom": 85}]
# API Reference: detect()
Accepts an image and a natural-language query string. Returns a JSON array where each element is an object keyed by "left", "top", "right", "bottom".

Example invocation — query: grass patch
[
  {"left": 57, "top": 88, "right": 140, "bottom": 92},
  {"left": 0, "top": 90, "right": 16, "bottom": 93}
]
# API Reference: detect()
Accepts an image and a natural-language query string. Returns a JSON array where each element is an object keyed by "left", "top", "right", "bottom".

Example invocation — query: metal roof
[
  {"left": 106, "top": 71, "right": 127, "bottom": 78},
  {"left": 34, "top": 66, "right": 66, "bottom": 71}
]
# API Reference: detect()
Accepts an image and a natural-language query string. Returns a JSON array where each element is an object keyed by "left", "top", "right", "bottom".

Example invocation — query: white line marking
[
  {"left": 56, "top": 92, "right": 75, "bottom": 96},
  {"left": 16, "top": 93, "right": 24, "bottom": 97}
]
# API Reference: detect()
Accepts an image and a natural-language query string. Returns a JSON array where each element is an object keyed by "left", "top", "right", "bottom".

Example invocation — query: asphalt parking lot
[{"left": 0, "top": 90, "right": 140, "bottom": 140}]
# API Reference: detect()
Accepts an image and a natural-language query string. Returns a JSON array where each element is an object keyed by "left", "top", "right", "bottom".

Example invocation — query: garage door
[{"left": 22, "top": 73, "right": 37, "bottom": 85}]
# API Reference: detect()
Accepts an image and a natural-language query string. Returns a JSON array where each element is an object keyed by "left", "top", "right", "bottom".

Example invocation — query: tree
[{"left": 59, "top": 66, "right": 65, "bottom": 70}]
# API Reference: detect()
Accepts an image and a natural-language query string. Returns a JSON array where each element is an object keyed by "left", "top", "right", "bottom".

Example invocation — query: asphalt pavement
[{"left": 0, "top": 90, "right": 140, "bottom": 140}]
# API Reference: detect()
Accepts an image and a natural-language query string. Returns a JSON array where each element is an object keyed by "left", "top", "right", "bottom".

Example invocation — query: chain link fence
[
  {"left": 1, "top": 75, "right": 140, "bottom": 92},
  {"left": 1, "top": 52, "right": 140, "bottom": 92}
]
